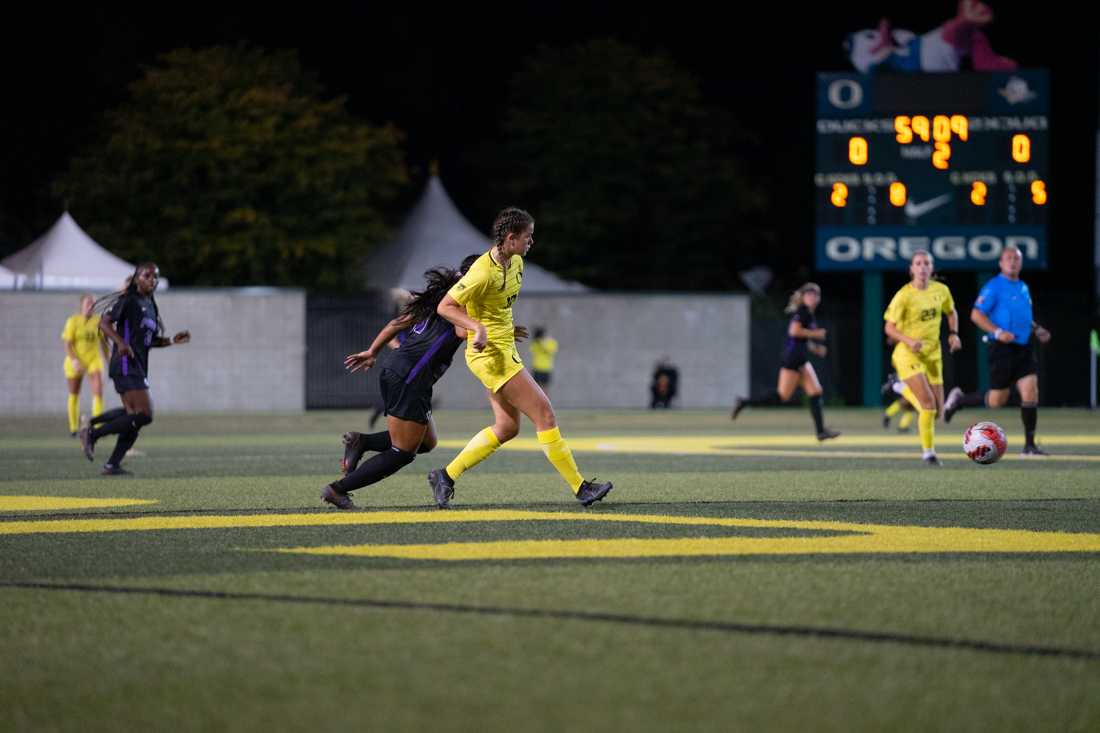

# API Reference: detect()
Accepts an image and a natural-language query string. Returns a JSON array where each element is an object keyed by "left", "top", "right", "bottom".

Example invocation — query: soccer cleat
[
  {"left": 943, "top": 387, "right": 964, "bottom": 424},
  {"left": 922, "top": 454, "right": 943, "bottom": 467},
  {"left": 817, "top": 428, "right": 841, "bottom": 441},
  {"left": 1020, "top": 444, "right": 1050, "bottom": 458},
  {"left": 427, "top": 468, "right": 455, "bottom": 509},
  {"left": 100, "top": 464, "right": 131, "bottom": 476},
  {"left": 882, "top": 414, "right": 891, "bottom": 430},
  {"left": 78, "top": 427, "right": 95, "bottom": 462},
  {"left": 730, "top": 397, "right": 746, "bottom": 420},
  {"left": 880, "top": 373, "right": 899, "bottom": 398},
  {"left": 341, "top": 431, "right": 368, "bottom": 474},
  {"left": 575, "top": 479, "right": 613, "bottom": 507},
  {"left": 321, "top": 483, "right": 356, "bottom": 510}
]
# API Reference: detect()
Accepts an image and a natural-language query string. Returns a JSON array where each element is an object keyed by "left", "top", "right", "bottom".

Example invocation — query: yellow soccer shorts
[
  {"left": 892, "top": 344, "right": 943, "bottom": 385},
  {"left": 466, "top": 342, "right": 526, "bottom": 393},
  {"left": 63, "top": 355, "right": 104, "bottom": 379}
]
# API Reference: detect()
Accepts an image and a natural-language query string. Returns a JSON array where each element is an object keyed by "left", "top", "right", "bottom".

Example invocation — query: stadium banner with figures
[{"left": 814, "top": 70, "right": 1049, "bottom": 271}]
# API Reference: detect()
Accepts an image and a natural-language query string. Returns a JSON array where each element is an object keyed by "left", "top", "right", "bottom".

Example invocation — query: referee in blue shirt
[{"left": 945, "top": 245, "right": 1052, "bottom": 455}]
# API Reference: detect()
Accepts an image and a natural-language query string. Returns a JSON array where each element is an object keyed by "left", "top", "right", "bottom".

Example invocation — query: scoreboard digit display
[{"left": 815, "top": 70, "right": 1049, "bottom": 270}]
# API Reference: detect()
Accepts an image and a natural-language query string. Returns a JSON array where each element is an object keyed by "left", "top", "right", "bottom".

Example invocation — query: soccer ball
[{"left": 963, "top": 421, "right": 1007, "bottom": 465}]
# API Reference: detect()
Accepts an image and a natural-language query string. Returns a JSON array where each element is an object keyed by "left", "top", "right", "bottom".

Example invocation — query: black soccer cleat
[
  {"left": 943, "top": 387, "right": 963, "bottom": 424},
  {"left": 730, "top": 397, "right": 746, "bottom": 420},
  {"left": 79, "top": 427, "right": 95, "bottom": 462},
  {"left": 816, "top": 428, "right": 841, "bottom": 442},
  {"left": 100, "top": 464, "right": 131, "bottom": 476},
  {"left": 922, "top": 454, "right": 943, "bottom": 467},
  {"left": 341, "top": 431, "right": 368, "bottom": 475},
  {"left": 576, "top": 479, "right": 613, "bottom": 507},
  {"left": 882, "top": 414, "right": 891, "bottom": 430},
  {"left": 880, "top": 372, "right": 899, "bottom": 398},
  {"left": 1020, "top": 444, "right": 1050, "bottom": 458},
  {"left": 321, "top": 483, "right": 356, "bottom": 510},
  {"left": 427, "top": 468, "right": 455, "bottom": 509}
]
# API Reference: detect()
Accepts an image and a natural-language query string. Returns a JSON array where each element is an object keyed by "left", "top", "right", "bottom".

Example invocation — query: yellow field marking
[
  {"left": 434, "top": 434, "right": 1100, "bottom": 460},
  {"left": 0, "top": 496, "right": 158, "bottom": 511},
  {"left": 4, "top": 508, "right": 1098, "bottom": 558}
]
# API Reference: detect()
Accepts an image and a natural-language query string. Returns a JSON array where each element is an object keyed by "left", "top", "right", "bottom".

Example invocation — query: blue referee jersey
[{"left": 974, "top": 274, "right": 1033, "bottom": 345}]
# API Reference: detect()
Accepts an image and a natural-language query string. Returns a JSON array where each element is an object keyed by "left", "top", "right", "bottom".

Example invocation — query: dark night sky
[{"left": 2, "top": 4, "right": 1097, "bottom": 295}]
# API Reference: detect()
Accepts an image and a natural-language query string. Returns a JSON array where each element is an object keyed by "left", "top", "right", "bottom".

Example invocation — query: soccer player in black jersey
[
  {"left": 322, "top": 256, "right": 489, "bottom": 509},
  {"left": 731, "top": 283, "right": 840, "bottom": 441},
  {"left": 78, "top": 263, "right": 190, "bottom": 475}
]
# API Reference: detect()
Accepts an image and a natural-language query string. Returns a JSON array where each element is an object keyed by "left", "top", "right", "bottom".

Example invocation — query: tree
[
  {"left": 497, "top": 40, "right": 768, "bottom": 290},
  {"left": 55, "top": 45, "right": 408, "bottom": 289}
]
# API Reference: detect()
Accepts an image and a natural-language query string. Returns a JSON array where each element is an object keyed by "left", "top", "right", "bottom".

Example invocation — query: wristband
[{"left": 949, "top": 331, "right": 958, "bottom": 336}]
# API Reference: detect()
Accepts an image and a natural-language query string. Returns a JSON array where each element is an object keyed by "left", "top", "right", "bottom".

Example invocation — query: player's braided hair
[
  {"left": 399, "top": 254, "right": 480, "bottom": 325},
  {"left": 491, "top": 207, "right": 534, "bottom": 245},
  {"left": 94, "top": 262, "right": 165, "bottom": 338},
  {"left": 784, "top": 282, "right": 821, "bottom": 314}
]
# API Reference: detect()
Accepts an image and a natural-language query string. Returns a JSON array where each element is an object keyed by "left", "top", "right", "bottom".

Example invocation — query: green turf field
[{"left": 2, "top": 407, "right": 1099, "bottom": 732}]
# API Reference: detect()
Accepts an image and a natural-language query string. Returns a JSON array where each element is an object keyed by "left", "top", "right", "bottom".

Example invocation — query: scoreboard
[{"left": 815, "top": 70, "right": 1049, "bottom": 270}]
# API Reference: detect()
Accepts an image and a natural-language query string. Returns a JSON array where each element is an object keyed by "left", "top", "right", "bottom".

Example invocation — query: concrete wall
[
  {"left": 430, "top": 293, "right": 750, "bottom": 409},
  {"left": 0, "top": 289, "right": 306, "bottom": 415}
]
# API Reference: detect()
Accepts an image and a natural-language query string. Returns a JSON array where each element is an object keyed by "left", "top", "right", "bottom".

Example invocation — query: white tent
[
  {"left": 365, "top": 176, "right": 587, "bottom": 293},
  {"left": 0, "top": 264, "right": 16, "bottom": 289},
  {"left": 1, "top": 212, "right": 167, "bottom": 291}
]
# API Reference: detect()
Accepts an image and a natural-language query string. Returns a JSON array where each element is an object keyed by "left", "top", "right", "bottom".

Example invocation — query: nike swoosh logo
[{"left": 904, "top": 194, "right": 952, "bottom": 219}]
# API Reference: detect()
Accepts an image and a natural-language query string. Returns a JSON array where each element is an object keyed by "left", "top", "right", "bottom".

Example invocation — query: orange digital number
[
  {"left": 932, "top": 142, "right": 951, "bottom": 170},
  {"left": 911, "top": 115, "right": 930, "bottom": 143},
  {"left": 950, "top": 115, "right": 969, "bottom": 141},
  {"left": 889, "top": 182, "right": 907, "bottom": 207},
  {"left": 894, "top": 116, "right": 913, "bottom": 144},
  {"left": 933, "top": 115, "right": 951, "bottom": 143},
  {"left": 1031, "top": 180, "right": 1047, "bottom": 205},
  {"left": 831, "top": 182, "right": 848, "bottom": 207},
  {"left": 970, "top": 181, "right": 987, "bottom": 206},
  {"left": 1012, "top": 134, "right": 1031, "bottom": 163},
  {"left": 849, "top": 137, "right": 868, "bottom": 165}
]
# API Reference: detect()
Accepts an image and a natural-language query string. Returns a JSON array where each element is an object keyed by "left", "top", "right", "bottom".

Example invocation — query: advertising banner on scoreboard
[{"left": 815, "top": 226, "right": 1047, "bottom": 271}]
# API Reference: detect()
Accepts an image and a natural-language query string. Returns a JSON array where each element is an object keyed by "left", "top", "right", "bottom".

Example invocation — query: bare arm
[
  {"left": 885, "top": 320, "right": 922, "bottom": 353},
  {"left": 788, "top": 321, "right": 826, "bottom": 340},
  {"left": 99, "top": 318, "right": 133, "bottom": 358},
  {"left": 345, "top": 315, "right": 414, "bottom": 373},
  {"left": 438, "top": 294, "right": 487, "bottom": 352},
  {"left": 945, "top": 311, "right": 961, "bottom": 352},
  {"left": 971, "top": 307, "right": 1014, "bottom": 343}
]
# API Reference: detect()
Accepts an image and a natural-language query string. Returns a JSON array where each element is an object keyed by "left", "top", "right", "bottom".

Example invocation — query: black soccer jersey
[
  {"left": 388, "top": 314, "right": 464, "bottom": 385},
  {"left": 783, "top": 305, "right": 815, "bottom": 363},
  {"left": 107, "top": 294, "right": 159, "bottom": 379}
]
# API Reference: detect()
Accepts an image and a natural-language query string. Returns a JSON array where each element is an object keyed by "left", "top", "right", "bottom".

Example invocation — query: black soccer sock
[
  {"left": 106, "top": 429, "right": 140, "bottom": 468},
  {"left": 361, "top": 431, "right": 392, "bottom": 452},
  {"left": 90, "top": 408, "right": 126, "bottom": 427},
  {"left": 745, "top": 390, "right": 784, "bottom": 407},
  {"left": 961, "top": 391, "right": 985, "bottom": 408},
  {"left": 334, "top": 447, "right": 416, "bottom": 492},
  {"left": 809, "top": 395, "right": 826, "bottom": 433},
  {"left": 1021, "top": 404, "right": 1038, "bottom": 447},
  {"left": 91, "top": 412, "right": 138, "bottom": 441}
]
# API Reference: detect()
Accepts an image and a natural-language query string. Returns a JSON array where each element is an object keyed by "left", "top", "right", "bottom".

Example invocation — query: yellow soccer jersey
[
  {"left": 883, "top": 280, "right": 955, "bottom": 354},
  {"left": 61, "top": 313, "right": 105, "bottom": 362},
  {"left": 530, "top": 337, "right": 558, "bottom": 372},
  {"left": 448, "top": 251, "right": 524, "bottom": 348}
]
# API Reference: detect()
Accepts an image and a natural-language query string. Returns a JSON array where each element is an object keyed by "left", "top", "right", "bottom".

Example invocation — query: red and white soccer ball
[{"left": 963, "top": 421, "right": 1008, "bottom": 465}]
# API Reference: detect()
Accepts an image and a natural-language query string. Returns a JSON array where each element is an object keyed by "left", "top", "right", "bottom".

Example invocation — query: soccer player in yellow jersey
[
  {"left": 529, "top": 327, "right": 558, "bottom": 395},
  {"left": 883, "top": 249, "right": 962, "bottom": 466},
  {"left": 428, "top": 207, "right": 613, "bottom": 508},
  {"left": 61, "top": 294, "right": 110, "bottom": 435}
]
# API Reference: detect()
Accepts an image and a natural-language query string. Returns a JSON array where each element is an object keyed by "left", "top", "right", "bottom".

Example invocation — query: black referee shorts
[{"left": 988, "top": 342, "right": 1038, "bottom": 390}]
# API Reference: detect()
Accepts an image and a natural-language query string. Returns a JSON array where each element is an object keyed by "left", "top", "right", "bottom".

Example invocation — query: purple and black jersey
[
  {"left": 783, "top": 305, "right": 815, "bottom": 365},
  {"left": 106, "top": 294, "right": 159, "bottom": 380},
  {"left": 388, "top": 314, "right": 464, "bottom": 385}
]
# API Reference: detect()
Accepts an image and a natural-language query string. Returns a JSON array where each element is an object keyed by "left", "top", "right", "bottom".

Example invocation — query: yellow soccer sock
[
  {"left": 884, "top": 400, "right": 903, "bottom": 418},
  {"left": 67, "top": 394, "right": 80, "bottom": 433},
  {"left": 92, "top": 394, "right": 104, "bottom": 419},
  {"left": 445, "top": 427, "right": 501, "bottom": 481},
  {"left": 537, "top": 427, "right": 584, "bottom": 492},
  {"left": 898, "top": 410, "right": 915, "bottom": 430},
  {"left": 918, "top": 409, "right": 935, "bottom": 452},
  {"left": 900, "top": 385, "right": 922, "bottom": 412}
]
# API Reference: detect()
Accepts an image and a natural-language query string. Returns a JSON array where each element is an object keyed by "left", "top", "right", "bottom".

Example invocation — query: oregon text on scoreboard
[{"left": 814, "top": 70, "right": 1049, "bottom": 271}]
